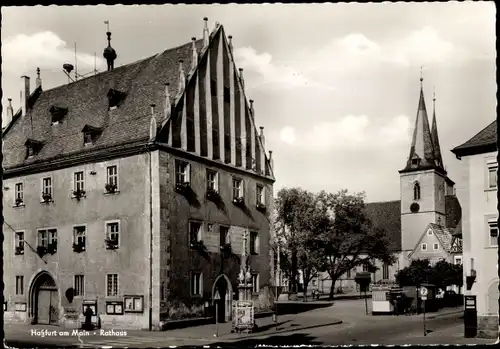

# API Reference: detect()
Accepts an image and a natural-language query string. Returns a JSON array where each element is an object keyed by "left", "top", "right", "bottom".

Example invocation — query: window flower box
[
  {"left": 256, "top": 202, "right": 266, "bottom": 211},
  {"left": 42, "top": 192, "right": 52, "bottom": 202},
  {"left": 175, "top": 182, "right": 191, "bottom": 193},
  {"left": 105, "top": 183, "right": 118, "bottom": 194},
  {"left": 36, "top": 246, "right": 47, "bottom": 258},
  {"left": 15, "top": 246, "right": 24, "bottom": 255},
  {"left": 206, "top": 187, "right": 219, "bottom": 200},
  {"left": 190, "top": 240, "right": 210, "bottom": 259},
  {"left": 15, "top": 198, "right": 24, "bottom": 206},
  {"left": 73, "top": 243, "right": 85, "bottom": 253},
  {"left": 47, "top": 242, "right": 57, "bottom": 255},
  {"left": 105, "top": 238, "right": 119, "bottom": 250},
  {"left": 233, "top": 196, "right": 244, "bottom": 206},
  {"left": 73, "top": 189, "right": 86, "bottom": 200}
]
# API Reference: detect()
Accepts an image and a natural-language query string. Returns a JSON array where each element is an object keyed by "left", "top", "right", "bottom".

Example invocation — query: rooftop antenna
[
  {"left": 74, "top": 42, "right": 78, "bottom": 81},
  {"left": 94, "top": 52, "right": 97, "bottom": 75}
]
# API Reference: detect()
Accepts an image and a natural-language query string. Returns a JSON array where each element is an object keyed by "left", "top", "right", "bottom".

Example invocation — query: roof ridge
[{"left": 365, "top": 200, "right": 400, "bottom": 204}]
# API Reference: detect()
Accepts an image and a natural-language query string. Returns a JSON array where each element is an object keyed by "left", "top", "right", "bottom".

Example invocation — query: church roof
[
  {"left": 451, "top": 120, "right": 497, "bottom": 158},
  {"left": 364, "top": 200, "right": 401, "bottom": 252},
  {"left": 400, "top": 81, "right": 446, "bottom": 175},
  {"left": 430, "top": 93, "right": 444, "bottom": 168}
]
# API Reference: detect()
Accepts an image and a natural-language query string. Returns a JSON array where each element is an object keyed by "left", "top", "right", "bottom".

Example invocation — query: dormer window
[
  {"left": 411, "top": 155, "right": 421, "bottom": 168},
  {"left": 49, "top": 105, "right": 68, "bottom": 124},
  {"left": 81, "top": 125, "right": 103, "bottom": 146},
  {"left": 107, "top": 88, "right": 127, "bottom": 110},
  {"left": 25, "top": 139, "right": 43, "bottom": 159}
]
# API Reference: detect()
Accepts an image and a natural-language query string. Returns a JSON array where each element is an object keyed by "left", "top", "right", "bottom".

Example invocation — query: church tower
[{"left": 398, "top": 75, "right": 455, "bottom": 266}]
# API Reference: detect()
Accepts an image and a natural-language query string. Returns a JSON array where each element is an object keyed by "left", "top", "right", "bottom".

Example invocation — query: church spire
[
  {"left": 431, "top": 87, "right": 444, "bottom": 169},
  {"left": 401, "top": 71, "right": 436, "bottom": 172}
]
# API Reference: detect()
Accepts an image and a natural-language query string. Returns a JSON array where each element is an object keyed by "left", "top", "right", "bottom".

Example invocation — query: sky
[{"left": 1, "top": 3, "right": 496, "bottom": 203}]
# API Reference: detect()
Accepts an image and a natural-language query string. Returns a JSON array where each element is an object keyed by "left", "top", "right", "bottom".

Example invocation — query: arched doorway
[
  {"left": 212, "top": 274, "right": 233, "bottom": 323},
  {"left": 29, "top": 271, "right": 59, "bottom": 325}
]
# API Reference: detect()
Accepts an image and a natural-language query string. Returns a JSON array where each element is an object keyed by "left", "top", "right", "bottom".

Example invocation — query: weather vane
[{"left": 420, "top": 65, "right": 424, "bottom": 82}]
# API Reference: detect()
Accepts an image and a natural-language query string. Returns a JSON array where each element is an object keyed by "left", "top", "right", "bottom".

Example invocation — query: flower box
[
  {"left": 37, "top": 246, "right": 47, "bottom": 257},
  {"left": 105, "top": 238, "right": 119, "bottom": 250},
  {"left": 42, "top": 192, "right": 52, "bottom": 202},
  {"left": 175, "top": 182, "right": 191, "bottom": 193},
  {"left": 47, "top": 242, "right": 57, "bottom": 255},
  {"left": 73, "top": 243, "right": 85, "bottom": 253},
  {"left": 256, "top": 202, "right": 266, "bottom": 211},
  {"left": 206, "top": 188, "right": 220, "bottom": 201},
  {"left": 73, "top": 189, "right": 86, "bottom": 200},
  {"left": 105, "top": 183, "right": 118, "bottom": 194},
  {"left": 233, "top": 197, "right": 244, "bottom": 206},
  {"left": 15, "top": 198, "right": 24, "bottom": 206},
  {"left": 15, "top": 246, "right": 24, "bottom": 255}
]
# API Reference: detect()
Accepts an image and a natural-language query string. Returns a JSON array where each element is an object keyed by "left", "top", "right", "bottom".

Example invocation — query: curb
[{"left": 219, "top": 320, "right": 343, "bottom": 341}]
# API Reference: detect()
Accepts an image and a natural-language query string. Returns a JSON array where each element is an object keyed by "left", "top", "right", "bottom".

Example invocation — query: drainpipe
[{"left": 149, "top": 146, "right": 153, "bottom": 331}]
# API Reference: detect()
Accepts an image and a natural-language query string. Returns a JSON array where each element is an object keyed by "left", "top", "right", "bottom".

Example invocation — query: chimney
[
  {"left": 149, "top": 104, "right": 157, "bottom": 141},
  {"left": 164, "top": 83, "right": 171, "bottom": 121},
  {"left": 36, "top": 67, "right": 42, "bottom": 89},
  {"left": 239, "top": 68, "right": 244, "bottom": 89},
  {"left": 178, "top": 60, "right": 185, "bottom": 94},
  {"left": 191, "top": 37, "right": 198, "bottom": 71},
  {"left": 203, "top": 17, "right": 209, "bottom": 48},
  {"left": 228, "top": 35, "right": 233, "bottom": 53},
  {"left": 5, "top": 98, "right": 14, "bottom": 126},
  {"left": 259, "top": 126, "right": 265, "bottom": 149},
  {"left": 20, "top": 76, "right": 30, "bottom": 117},
  {"left": 269, "top": 150, "right": 274, "bottom": 169}
]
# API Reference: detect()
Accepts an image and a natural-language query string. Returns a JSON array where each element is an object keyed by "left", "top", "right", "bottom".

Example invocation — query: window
[
  {"left": 14, "top": 183, "right": 23, "bottom": 205},
  {"left": 175, "top": 160, "right": 191, "bottom": 185},
  {"left": 16, "top": 276, "right": 24, "bottom": 295},
  {"left": 252, "top": 273, "right": 259, "bottom": 293},
  {"left": 411, "top": 158, "right": 420, "bottom": 166},
  {"left": 189, "top": 221, "right": 202, "bottom": 245},
  {"left": 249, "top": 231, "right": 259, "bottom": 255},
  {"left": 73, "top": 226, "right": 86, "bottom": 251},
  {"left": 74, "top": 171, "right": 85, "bottom": 192},
  {"left": 15, "top": 232, "right": 24, "bottom": 255},
  {"left": 455, "top": 257, "right": 462, "bottom": 265},
  {"left": 207, "top": 223, "right": 214, "bottom": 233},
  {"left": 362, "top": 264, "right": 369, "bottom": 272},
  {"left": 38, "top": 229, "right": 57, "bottom": 251},
  {"left": 42, "top": 177, "right": 53, "bottom": 200},
  {"left": 433, "top": 243, "right": 439, "bottom": 251},
  {"left": 220, "top": 226, "right": 229, "bottom": 247},
  {"left": 233, "top": 178, "right": 243, "bottom": 199},
  {"left": 427, "top": 230, "right": 433, "bottom": 236},
  {"left": 383, "top": 263, "right": 389, "bottom": 279},
  {"left": 106, "top": 165, "right": 118, "bottom": 188},
  {"left": 74, "top": 275, "right": 85, "bottom": 296},
  {"left": 346, "top": 269, "right": 351, "bottom": 278},
  {"left": 413, "top": 182, "right": 421, "bottom": 201},
  {"left": 190, "top": 272, "right": 202, "bottom": 296},
  {"left": 84, "top": 132, "right": 93, "bottom": 145},
  {"left": 256, "top": 185, "right": 265, "bottom": 206},
  {"left": 421, "top": 243, "right": 427, "bottom": 251},
  {"left": 207, "top": 170, "right": 219, "bottom": 192},
  {"left": 488, "top": 220, "right": 498, "bottom": 246},
  {"left": 488, "top": 164, "right": 497, "bottom": 189},
  {"left": 106, "top": 274, "right": 119, "bottom": 297},
  {"left": 106, "top": 222, "right": 120, "bottom": 248}
]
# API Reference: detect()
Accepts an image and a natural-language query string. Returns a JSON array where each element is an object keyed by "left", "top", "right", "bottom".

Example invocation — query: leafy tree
[
  {"left": 313, "top": 190, "right": 396, "bottom": 300},
  {"left": 274, "top": 188, "right": 324, "bottom": 300},
  {"left": 395, "top": 259, "right": 435, "bottom": 287}
]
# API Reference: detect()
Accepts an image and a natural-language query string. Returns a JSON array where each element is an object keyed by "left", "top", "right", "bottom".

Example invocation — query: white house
[{"left": 451, "top": 120, "right": 498, "bottom": 339}]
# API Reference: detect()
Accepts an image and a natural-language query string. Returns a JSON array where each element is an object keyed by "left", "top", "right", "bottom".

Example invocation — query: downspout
[{"left": 149, "top": 145, "right": 153, "bottom": 331}]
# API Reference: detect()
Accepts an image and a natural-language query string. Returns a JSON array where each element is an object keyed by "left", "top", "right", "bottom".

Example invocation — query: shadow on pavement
[
  {"left": 204, "top": 333, "right": 323, "bottom": 347},
  {"left": 277, "top": 302, "right": 333, "bottom": 315},
  {"left": 253, "top": 320, "right": 291, "bottom": 332}
]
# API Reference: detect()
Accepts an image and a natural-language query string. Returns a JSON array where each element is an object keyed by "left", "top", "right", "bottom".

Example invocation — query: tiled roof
[
  {"left": 451, "top": 120, "right": 497, "bottom": 157},
  {"left": 2, "top": 37, "right": 205, "bottom": 169},
  {"left": 364, "top": 200, "right": 401, "bottom": 252},
  {"left": 428, "top": 223, "right": 458, "bottom": 253}
]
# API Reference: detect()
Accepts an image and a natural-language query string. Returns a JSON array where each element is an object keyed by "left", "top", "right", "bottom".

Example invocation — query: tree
[
  {"left": 395, "top": 259, "right": 435, "bottom": 287},
  {"left": 313, "top": 190, "right": 396, "bottom": 300},
  {"left": 274, "top": 188, "right": 324, "bottom": 300}
]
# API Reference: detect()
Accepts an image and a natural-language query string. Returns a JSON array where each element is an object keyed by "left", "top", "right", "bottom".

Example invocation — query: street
[{"left": 4, "top": 299, "right": 495, "bottom": 347}]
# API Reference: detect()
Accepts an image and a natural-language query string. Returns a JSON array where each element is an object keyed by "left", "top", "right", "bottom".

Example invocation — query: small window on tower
[{"left": 413, "top": 182, "right": 421, "bottom": 201}]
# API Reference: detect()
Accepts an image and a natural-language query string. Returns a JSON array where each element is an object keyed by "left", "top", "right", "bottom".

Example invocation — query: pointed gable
[{"left": 400, "top": 82, "right": 444, "bottom": 175}]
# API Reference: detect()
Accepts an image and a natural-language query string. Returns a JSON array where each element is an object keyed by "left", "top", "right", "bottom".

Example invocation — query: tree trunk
[
  {"left": 303, "top": 280, "right": 309, "bottom": 302},
  {"left": 291, "top": 250, "right": 298, "bottom": 293},
  {"left": 329, "top": 279, "right": 336, "bottom": 300}
]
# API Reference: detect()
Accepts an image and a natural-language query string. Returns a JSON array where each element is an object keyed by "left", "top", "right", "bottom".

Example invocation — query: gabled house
[{"left": 3, "top": 19, "right": 275, "bottom": 330}]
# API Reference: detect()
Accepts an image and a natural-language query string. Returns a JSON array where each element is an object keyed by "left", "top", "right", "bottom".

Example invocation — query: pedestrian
[{"left": 84, "top": 306, "right": 93, "bottom": 330}]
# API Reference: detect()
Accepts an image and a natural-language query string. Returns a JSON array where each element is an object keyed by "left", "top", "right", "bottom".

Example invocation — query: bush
[{"left": 162, "top": 300, "right": 205, "bottom": 320}]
